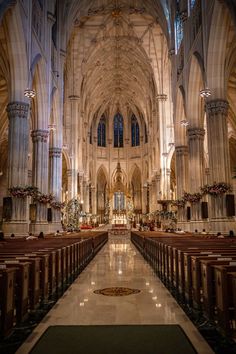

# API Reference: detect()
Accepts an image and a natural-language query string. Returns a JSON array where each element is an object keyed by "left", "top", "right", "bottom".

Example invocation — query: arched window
[
  {"left": 131, "top": 114, "right": 140, "bottom": 147},
  {"left": 114, "top": 113, "right": 123, "bottom": 147},
  {"left": 189, "top": 0, "right": 196, "bottom": 10},
  {"left": 175, "top": 4, "right": 183, "bottom": 53},
  {"left": 97, "top": 115, "right": 106, "bottom": 147}
]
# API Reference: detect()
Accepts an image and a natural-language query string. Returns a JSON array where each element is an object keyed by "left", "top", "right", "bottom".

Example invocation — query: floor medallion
[{"left": 94, "top": 287, "right": 141, "bottom": 296}]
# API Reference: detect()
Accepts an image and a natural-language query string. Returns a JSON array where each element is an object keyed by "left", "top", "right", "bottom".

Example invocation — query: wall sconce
[
  {"left": 48, "top": 124, "right": 56, "bottom": 131},
  {"left": 200, "top": 88, "right": 211, "bottom": 98},
  {"left": 157, "top": 94, "right": 167, "bottom": 101},
  {"left": 180, "top": 119, "right": 189, "bottom": 126},
  {"left": 24, "top": 88, "right": 36, "bottom": 99}
]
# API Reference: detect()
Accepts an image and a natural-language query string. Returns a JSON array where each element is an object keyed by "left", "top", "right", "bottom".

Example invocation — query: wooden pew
[
  {"left": 213, "top": 264, "right": 236, "bottom": 335},
  {"left": 0, "top": 267, "right": 15, "bottom": 338}
]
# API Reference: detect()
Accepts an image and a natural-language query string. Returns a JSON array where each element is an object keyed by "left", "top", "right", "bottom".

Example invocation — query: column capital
[
  {"left": 205, "top": 99, "right": 229, "bottom": 116},
  {"left": 187, "top": 127, "right": 205, "bottom": 140},
  {"left": 31, "top": 129, "right": 49, "bottom": 143},
  {"left": 175, "top": 145, "right": 188, "bottom": 155},
  {"left": 49, "top": 147, "right": 62, "bottom": 158},
  {"left": 7, "top": 101, "right": 29, "bottom": 119}
]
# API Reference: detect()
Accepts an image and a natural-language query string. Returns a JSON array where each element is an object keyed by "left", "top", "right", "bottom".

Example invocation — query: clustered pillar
[
  {"left": 187, "top": 127, "right": 205, "bottom": 221},
  {"left": 49, "top": 147, "right": 62, "bottom": 228},
  {"left": 3, "top": 101, "right": 29, "bottom": 235},
  {"left": 206, "top": 99, "right": 232, "bottom": 222},
  {"left": 175, "top": 145, "right": 189, "bottom": 221},
  {"left": 30, "top": 129, "right": 49, "bottom": 233}
]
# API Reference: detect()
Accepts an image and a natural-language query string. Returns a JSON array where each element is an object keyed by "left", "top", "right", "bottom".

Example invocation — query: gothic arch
[
  {"left": 31, "top": 59, "right": 48, "bottom": 128},
  {"left": 4, "top": 4, "right": 28, "bottom": 101},
  {"left": 175, "top": 87, "right": 187, "bottom": 146},
  {"left": 187, "top": 53, "right": 204, "bottom": 127},
  {"left": 206, "top": 1, "right": 233, "bottom": 98}
]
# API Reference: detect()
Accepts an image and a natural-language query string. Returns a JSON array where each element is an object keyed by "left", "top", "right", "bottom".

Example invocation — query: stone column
[
  {"left": 205, "top": 100, "right": 233, "bottom": 225},
  {"left": 142, "top": 185, "right": 147, "bottom": 214},
  {"left": 49, "top": 147, "right": 62, "bottom": 230},
  {"left": 83, "top": 181, "right": 89, "bottom": 213},
  {"left": 3, "top": 101, "right": 29, "bottom": 236},
  {"left": 175, "top": 145, "right": 189, "bottom": 222},
  {"left": 166, "top": 168, "right": 171, "bottom": 200},
  {"left": 91, "top": 186, "right": 97, "bottom": 216},
  {"left": 30, "top": 129, "right": 49, "bottom": 233},
  {"left": 67, "top": 169, "right": 72, "bottom": 200},
  {"left": 151, "top": 179, "right": 157, "bottom": 211},
  {"left": 69, "top": 95, "right": 80, "bottom": 199},
  {"left": 187, "top": 127, "right": 205, "bottom": 221}
]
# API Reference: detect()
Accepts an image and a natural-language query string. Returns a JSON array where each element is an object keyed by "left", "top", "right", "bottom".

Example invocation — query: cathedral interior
[
  {"left": 0, "top": 0, "right": 236, "bottom": 235},
  {"left": 1, "top": 1, "right": 236, "bottom": 353}
]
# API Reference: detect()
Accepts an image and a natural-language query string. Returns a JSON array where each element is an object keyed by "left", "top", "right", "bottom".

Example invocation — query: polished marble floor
[{"left": 16, "top": 234, "right": 214, "bottom": 354}]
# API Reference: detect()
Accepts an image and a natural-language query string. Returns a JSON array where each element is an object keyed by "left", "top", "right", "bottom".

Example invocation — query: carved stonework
[
  {"left": 187, "top": 128, "right": 205, "bottom": 140},
  {"left": 206, "top": 99, "right": 229, "bottom": 116},
  {"left": 67, "top": 169, "right": 72, "bottom": 178},
  {"left": 49, "top": 147, "right": 62, "bottom": 158},
  {"left": 175, "top": 145, "right": 188, "bottom": 156},
  {"left": 7, "top": 101, "right": 29, "bottom": 120},
  {"left": 31, "top": 130, "right": 49, "bottom": 143}
]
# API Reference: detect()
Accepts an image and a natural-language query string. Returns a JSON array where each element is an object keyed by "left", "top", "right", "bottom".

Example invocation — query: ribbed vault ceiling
[{"left": 65, "top": 0, "right": 170, "bottom": 124}]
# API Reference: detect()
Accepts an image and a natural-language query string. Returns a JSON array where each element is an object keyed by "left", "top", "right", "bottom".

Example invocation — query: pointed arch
[
  {"left": 175, "top": 87, "right": 187, "bottom": 146},
  {"left": 207, "top": 1, "right": 232, "bottom": 98},
  {"left": 4, "top": 4, "right": 28, "bottom": 101},
  {"left": 187, "top": 53, "right": 204, "bottom": 127}
]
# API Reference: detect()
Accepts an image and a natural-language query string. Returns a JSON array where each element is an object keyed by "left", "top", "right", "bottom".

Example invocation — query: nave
[{"left": 16, "top": 234, "right": 213, "bottom": 354}]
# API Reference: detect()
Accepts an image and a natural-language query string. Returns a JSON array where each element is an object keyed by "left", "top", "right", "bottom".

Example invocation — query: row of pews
[
  {"left": 131, "top": 231, "right": 236, "bottom": 338},
  {"left": 0, "top": 231, "right": 108, "bottom": 338}
]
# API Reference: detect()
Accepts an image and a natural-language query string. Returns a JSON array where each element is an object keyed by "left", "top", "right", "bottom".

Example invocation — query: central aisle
[{"left": 17, "top": 234, "right": 214, "bottom": 354}]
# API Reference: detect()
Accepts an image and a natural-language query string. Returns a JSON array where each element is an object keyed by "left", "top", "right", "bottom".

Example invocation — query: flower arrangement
[
  {"left": 50, "top": 200, "right": 65, "bottom": 210},
  {"left": 9, "top": 185, "right": 64, "bottom": 210},
  {"left": 171, "top": 199, "right": 186, "bottom": 208},
  {"left": 183, "top": 192, "right": 202, "bottom": 203},
  {"left": 153, "top": 210, "right": 176, "bottom": 219},
  {"left": 34, "top": 193, "right": 54, "bottom": 204},
  {"left": 8, "top": 186, "right": 28, "bottom": 198},
  {"left": 201, "top": 182, "right": 232, "bottom": 196}
]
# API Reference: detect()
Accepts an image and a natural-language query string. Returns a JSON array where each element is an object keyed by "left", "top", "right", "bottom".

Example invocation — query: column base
[
  {"left": 210, "top": 218, "right": 236, "bottom": 234},
  {"left": 177, "top": 218, "right": 236, "bottom": 234},
  {"left": 177, "top": 220, "right": 210, "bottom": 233},
  {"left": 30, "top": 222, "right": 49, "bottom": 235},
  {"left": 47, "top": 222, "right": 63, "bottom": 234},
  {"left": 2, "top": 221, "right": 29, "bottom": 237}
]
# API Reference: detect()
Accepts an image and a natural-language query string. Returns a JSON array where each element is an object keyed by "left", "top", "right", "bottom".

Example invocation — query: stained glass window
[
  {"left": 131, "top": 114, "right": 140, "bottom": 147},
  {"left": 175, "top": 13, "right": 183, "bottom": 52},
  {"left": 114, "top": 113, "right": 123, "bottom": 147},
  {"left": 97, "top": 115, "right": 106, "bottom": 147},
  {"left": 190, "top": 0, "right": 196, "bottom": 10}
]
